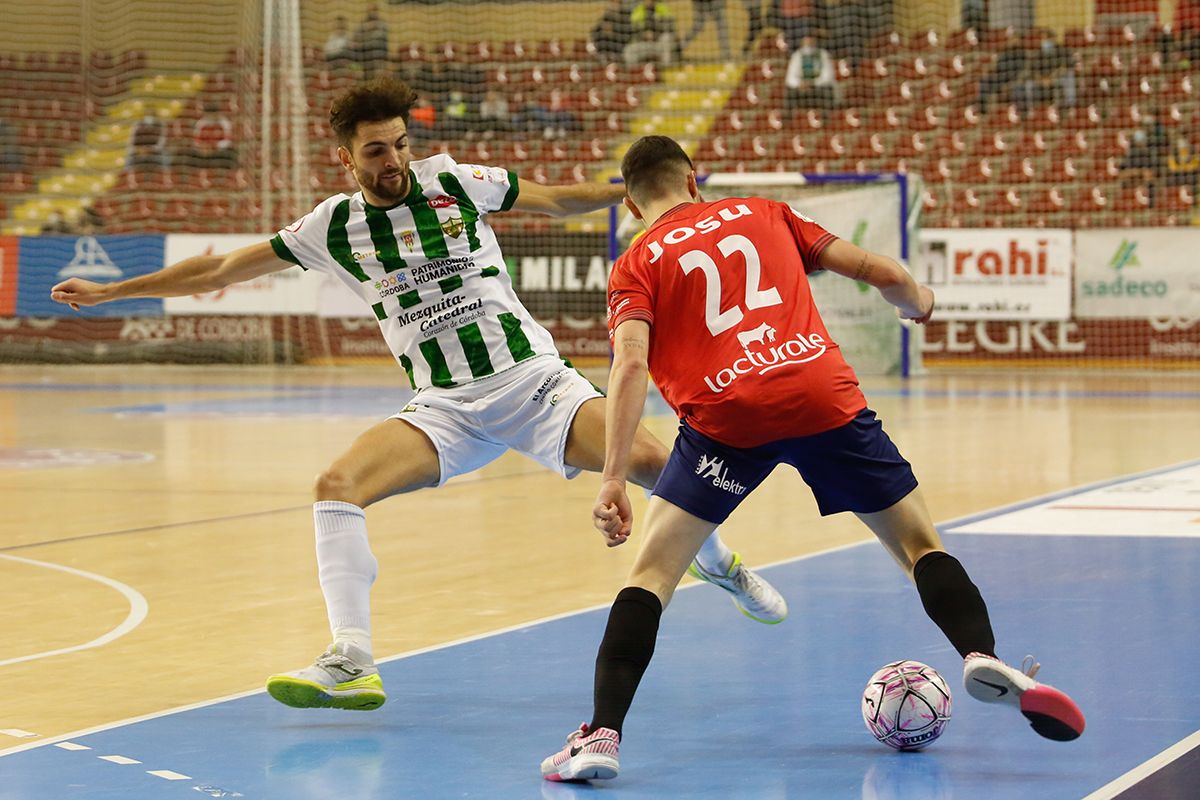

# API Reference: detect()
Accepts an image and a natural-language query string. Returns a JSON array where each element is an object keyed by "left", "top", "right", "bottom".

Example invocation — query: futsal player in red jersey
[{"left": 540, "top": 135, "right": 1085, "bottom": 782}]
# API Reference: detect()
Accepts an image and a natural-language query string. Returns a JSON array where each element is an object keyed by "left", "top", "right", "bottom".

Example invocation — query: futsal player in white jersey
[{"left": 50, "top": 77, "right": 786, "bottom": 711}]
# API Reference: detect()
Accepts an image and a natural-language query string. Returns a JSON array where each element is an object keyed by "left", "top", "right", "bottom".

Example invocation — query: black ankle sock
[
  {"left": 589, "top": 586, "right": 663, "bottom": 736},
  {"left": 913, "top": 551, "right": 996, "bottom": 659}
]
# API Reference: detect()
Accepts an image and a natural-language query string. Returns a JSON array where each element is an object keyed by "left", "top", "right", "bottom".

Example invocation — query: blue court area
[{"left": 3, "top": 465, "right": 1199, "bottom": 799}]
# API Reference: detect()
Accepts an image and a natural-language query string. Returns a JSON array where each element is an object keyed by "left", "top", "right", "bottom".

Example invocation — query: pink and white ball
[{"left": 862, "top": 660, "right": 952, "bottom": 750}]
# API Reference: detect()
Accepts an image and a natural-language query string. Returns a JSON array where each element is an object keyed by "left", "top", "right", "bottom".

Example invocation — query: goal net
[
  {"left": 611, "top": 172, "right": 922, "bottom": 376},
  {"left": 2, "top": 1, "right": 1198, "bottom": 370}
]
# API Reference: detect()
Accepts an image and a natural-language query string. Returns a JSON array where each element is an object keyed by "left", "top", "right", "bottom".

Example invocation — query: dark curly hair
[{"left": 329, "top": 76, "right": 419, "bottom": 146}]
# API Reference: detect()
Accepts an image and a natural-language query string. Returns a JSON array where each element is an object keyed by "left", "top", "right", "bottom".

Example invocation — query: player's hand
[
  {"left": 593, "top": 478, "right": 632, "bottom": 548},
  {"left": 900, "top": 285, "right": 934, "bottom": 325},
  {"left": 50, "top": 278, "right": 110, "bottom": 311}
]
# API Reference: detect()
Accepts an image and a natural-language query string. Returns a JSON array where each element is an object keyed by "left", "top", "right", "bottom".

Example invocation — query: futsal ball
[{"left": 861, "top": 660, "right": 952, "bottom": 750}]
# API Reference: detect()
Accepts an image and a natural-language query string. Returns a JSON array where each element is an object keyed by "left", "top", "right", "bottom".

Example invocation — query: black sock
[
  {"left": 589, "top": 586, "right": 663, "bottom": 736},
  {"left": 913, "top": 551, "right": 996, "bottom": 659}
]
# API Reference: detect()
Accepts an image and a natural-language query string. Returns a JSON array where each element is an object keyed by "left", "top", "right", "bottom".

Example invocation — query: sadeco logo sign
[
  {"left": 1080, "top": 239, "right": 1166, "bottom": 298},
  {"left": 16, "top": 235, "right": 166, "bottom": 317}
]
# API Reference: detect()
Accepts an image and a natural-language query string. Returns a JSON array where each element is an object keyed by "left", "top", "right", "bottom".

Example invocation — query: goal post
[{"left": 608, "top": 171, "right": 923, "bottom": 377}]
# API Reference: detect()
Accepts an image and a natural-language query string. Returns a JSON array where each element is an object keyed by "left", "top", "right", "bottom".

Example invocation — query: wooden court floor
[{"left": 2, "top": 364, "right": 1199, "bottom": 748}]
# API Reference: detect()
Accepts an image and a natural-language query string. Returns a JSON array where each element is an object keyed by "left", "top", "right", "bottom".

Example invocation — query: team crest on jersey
[
  {"left": 400, "top": 230, "right": 416, "bottom": 250},
  {"left": 441, "top": 215, "right": 465, "bottom": 238}
]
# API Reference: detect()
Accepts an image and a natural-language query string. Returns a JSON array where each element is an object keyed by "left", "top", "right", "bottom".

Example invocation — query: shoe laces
[
  {"left": 316, "top": 650, "right": 355, "bottom": 669},
  {"left": 731, "top": 566, "right": 768, "bottom": 606},
  {"left": 1021, "top": 654, "right": 1041, "bottom": 679},
  {"left": 565, "top": 723, "right": 589, "bottom": 745}
]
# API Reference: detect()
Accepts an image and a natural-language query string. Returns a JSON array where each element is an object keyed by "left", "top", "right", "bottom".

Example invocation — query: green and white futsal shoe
[
  {"left": 687, "top": 552, "right": 788, "bottom": 624},
  {"left": 266, "top": 642, "right": 386, "bottom": 711}
]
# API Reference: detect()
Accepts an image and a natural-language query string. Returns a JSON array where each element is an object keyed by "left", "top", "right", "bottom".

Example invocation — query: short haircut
[
  {"left": 621, "top": 135, "right": 694, "bottom": 204},
  {"left": 329, "top": 77, "right": 419, "bottom": 146}
]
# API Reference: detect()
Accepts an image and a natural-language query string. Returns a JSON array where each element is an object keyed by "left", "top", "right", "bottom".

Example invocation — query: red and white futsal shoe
[
  {"left": 541, "top": 723, "right": 620, "bottom": 782},
  {"left": 963, "top": 652, "right": 1085, "bottom": 741}
]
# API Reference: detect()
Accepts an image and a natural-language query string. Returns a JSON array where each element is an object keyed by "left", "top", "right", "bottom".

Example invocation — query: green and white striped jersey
[{"left": 270, "top": 153, "right": 560, "bottom": 389}]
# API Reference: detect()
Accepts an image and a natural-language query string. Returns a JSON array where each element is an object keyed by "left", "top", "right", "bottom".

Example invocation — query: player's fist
[
  {"left": 900, "top": 285, "right": 934, "bottom": 325},
  {"left": 593, "top": 481, "right": 632, "bottom": 547},
  {"left": 50, "top": 278, "right": 109, "bottom": 311}
]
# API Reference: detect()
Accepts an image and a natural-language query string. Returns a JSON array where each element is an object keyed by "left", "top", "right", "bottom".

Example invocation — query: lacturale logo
[{"left": 1109, "top": 240, "right": 1140, "bottom": 271}]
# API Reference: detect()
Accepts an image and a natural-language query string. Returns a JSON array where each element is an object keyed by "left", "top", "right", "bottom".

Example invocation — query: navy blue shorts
[{"left": 653, "top": 408, "right": 919, "bottom": 525}]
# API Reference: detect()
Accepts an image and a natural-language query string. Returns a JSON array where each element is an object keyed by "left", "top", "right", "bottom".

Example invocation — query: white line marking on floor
[
  {"left": 0, "top": 729, "right": 38, "bottom": 738},
  {"left": 98, "top": 755, "right": 141, "bottom": 765},
  {"left": 1082, "top": 728, "right": 1200, "bottom": 799},
  {"left": 7, "top": 459, "right": 1200, "bottom": 765},
  {"left": 0, "top": 553, "right": 149, "bottom": 668},
  {"left": 54, "top": 742, "right": 90, "bottom": 751},
  {"left": 147, "top": 769, "right": 191, "bottom": 780}
]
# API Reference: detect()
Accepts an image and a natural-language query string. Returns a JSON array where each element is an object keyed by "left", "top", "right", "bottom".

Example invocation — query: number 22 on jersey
[{"left": 679, "top": 234, "right": 782, "bottom": 337}]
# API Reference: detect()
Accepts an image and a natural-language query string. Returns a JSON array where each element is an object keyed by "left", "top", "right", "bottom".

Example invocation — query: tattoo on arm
[{"left": 852, "top": 253, "right": 873, "bottom": 283}]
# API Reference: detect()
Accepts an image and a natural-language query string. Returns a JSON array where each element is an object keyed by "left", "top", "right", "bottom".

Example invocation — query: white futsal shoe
[{"left": 687, "top": 552, "right": 788, "bottom": 624}]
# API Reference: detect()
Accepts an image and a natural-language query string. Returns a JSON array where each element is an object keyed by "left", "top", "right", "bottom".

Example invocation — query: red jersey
[{"left": 607, "top": 196, "right": 866, "bottom": 448}]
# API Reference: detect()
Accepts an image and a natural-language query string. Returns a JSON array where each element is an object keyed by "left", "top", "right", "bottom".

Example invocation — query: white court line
[
  {"left": 3, "top": 459, "right": 1198, "bottom": 775},
  {"left": 1081, "top": 729, "right": 1200, "bottom": 800},
  {"left": 98, "top": 755, "right": 142, "bottom": 765},
  {"left": 0, "top": 537, "right": 874, "bottom": 760},
  {"left": 0, "top": 553, "right": 149, "bottom": 668},
  {"left": 147, "top": 769, "right": 191, "bottom": 780}
]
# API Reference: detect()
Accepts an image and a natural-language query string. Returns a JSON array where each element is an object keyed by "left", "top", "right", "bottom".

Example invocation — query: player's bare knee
[{"left": 313, "top": 466, "right": 360, "bottom": 505}]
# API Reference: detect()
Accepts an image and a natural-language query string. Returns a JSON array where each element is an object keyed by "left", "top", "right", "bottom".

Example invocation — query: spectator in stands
[
  {"left": 977, "top": 36, "right": 1028, "bottom": 113},
  {"left": 769, "top": 0, "right": 815, "bottom": 52},
  {"left": 127, "top": 113, "right": 168, "bottom": 172},
  {"left": 519, "top": 90, "right": 581, "bottom": 140},
  {"left": 1176, "top": 0, "right": 1200, "bottom": 65},
  {"left": 1014, "top": 32, "right": 1076, "bottom": 112},
  {"left": 961, "top": 0, "right": 987, "bottom": 31},
  {"left": 324, "top": 16, "right": 354, "bottom": 69},
  {"left": 784, "top": 34, "right": 835, "bottom": 113},
  {"left": 477, "top": 89, "right": 513, "bottom": 138},
  {"left": 592, "top": 0, "right": 635, "bottom": 61},
  {"left": 680, "top": 0, "right": 732, "bottom": 61},
  {"left": 187, "top": 100, "right": 237, "bottom": 170},
  {"left": 78, "top": 203, "right": 104, "bottom": 235},
  {"left": 440, "top": 90, "right": 471, "bottom": 138},
  {"left": 407, "top": 95, "right": 437, "bottom": 139},
  {"left": 40, "top": 211, "right": 75, "bottom": 235},
  {"left": 624, "top": 0, "right": 678, "bottom": 66},
  {"left": 1119, "top": 128, "right": 1165, "bottom": 196},
  {"left": 353, "top": 4, "right": 390, "bottom": 78},
  {"left": 739, "top": 0, "right": 765, "bottom": 55},
  {"left": 0, "top": 118, "right": 24, "bottom": 173},
  {"left": 739, "top": 0, "right": 768, "bottom": 54},
  {"left": 1166, "top": 131, "right": 1199, "bottom": 193}
]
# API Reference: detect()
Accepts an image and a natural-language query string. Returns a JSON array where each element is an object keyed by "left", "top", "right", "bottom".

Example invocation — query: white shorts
[{"left": 389, "top": 354, "right": 602, "bottom": 486}]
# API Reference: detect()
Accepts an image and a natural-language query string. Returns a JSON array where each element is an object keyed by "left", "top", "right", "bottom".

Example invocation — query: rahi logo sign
[{"left": 16, "top": 235, "right": 165, "bottom": 317}]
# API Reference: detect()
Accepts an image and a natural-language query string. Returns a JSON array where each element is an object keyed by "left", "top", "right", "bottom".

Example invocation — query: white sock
[
  {"left": 642, "top": 487, "right": 734, "bottom": 574},
  {"left": 314, "top": 500, "right": 377, "bottom": 658},
  {"left": 695, "top": 530, "right": 735, "bottom": 575}
]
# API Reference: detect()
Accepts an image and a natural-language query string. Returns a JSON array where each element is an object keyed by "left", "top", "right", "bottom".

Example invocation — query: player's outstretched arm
[
  {"left": 817, "top": 239, "right": 934, "bottom": 324},
  {"left": 593, "top": 319, "right": 651, "bottom": 546},
  {"left": 512, "top": 180, "right": 627, "bottom": 218},
  {"left": 50, "top": 241, "right": 292, "bottom": 310}
]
